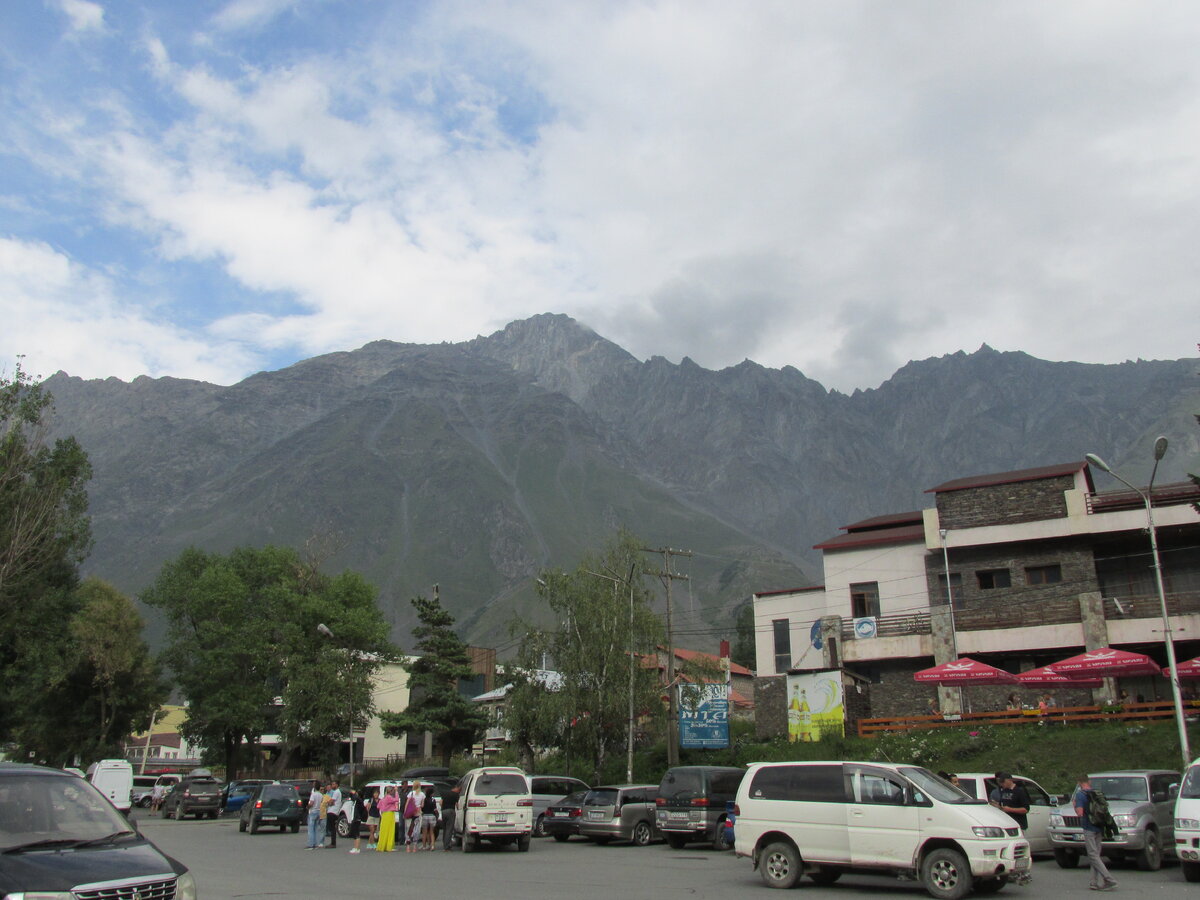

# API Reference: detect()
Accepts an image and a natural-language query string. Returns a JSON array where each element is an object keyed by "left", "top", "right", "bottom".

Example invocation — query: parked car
[
  {"left": 454, "top": 766, "right": 533, "bottom": 852},
  {"left": 282, "top": 778, "right": 316, "bottom": 808},
  {"left": 528, "top": 774, "right": 590, "bottom": 837},
  {"left": 161, "top": 774, "right": 223, "bottom": 820},
  {"left": 579, "top": 784, "right": 660, "bottom": 846},
  {"left": 0, "top": 762, "right": 197, "bottom": 899},
  {"left": 337, "top": 780, "right": 445, "bottom": 838},
  {"left": 655, "top": 765, "right": 744, "bottom": 850},
  {"left": 953, "top": 772, "right": 1057, "bottom": 853},
  {"left": 1174, "top": 757, "right": 1200, "bottom": 881},
  {"left": 734, "top": 760, "right": 1030, "bottom": 896},
  {"left": 1049, "top": 769, "right": 1179, "bottom": 870},
  {"left": 131, "top": 774, "right": 158, "bottom": 808},
  {"left": 239, "top": 782, "right": 305, "bottom": 834},
  {"left": 543, "top": 790, "right": 588, "bottom": 842},
  {"left": 86, "top": 759, "right": 133, "bottom": 815},
  {"left": 222, "top": 779, "right": 273, "bottom": 816}
]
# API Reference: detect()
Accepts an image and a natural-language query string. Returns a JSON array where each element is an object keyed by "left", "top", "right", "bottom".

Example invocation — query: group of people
[{"left": 305, "top": 779, "right": 459, "bottom": 855}]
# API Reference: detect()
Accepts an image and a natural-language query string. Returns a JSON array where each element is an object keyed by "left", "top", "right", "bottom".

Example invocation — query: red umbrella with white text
[
  {"left": 1048, "top": 647, "right": 1163, "bottom": 678},
  {"left": 914, "top": 657, "right": 1019, "bottom": 685}
]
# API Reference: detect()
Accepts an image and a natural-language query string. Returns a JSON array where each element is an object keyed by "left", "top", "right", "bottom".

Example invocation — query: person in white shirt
[
  {"left": 325, "top": 781, "right": 343, "bottom": 848},
  {"left": 405, "top": 784, "right": 426, "bottom": 852}
]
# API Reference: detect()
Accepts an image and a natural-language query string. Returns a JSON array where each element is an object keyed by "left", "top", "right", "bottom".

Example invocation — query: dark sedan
[
  {"left": 543, "top": 790, "right": 588, "bottom": 842},
  {"left": 238, "top": 782, "right": 305, "bottom": 835}
]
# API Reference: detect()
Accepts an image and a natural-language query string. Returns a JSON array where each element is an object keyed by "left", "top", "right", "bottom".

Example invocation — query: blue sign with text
[{"left": 678, "top": 684, "right": 730, "bottom": 749}]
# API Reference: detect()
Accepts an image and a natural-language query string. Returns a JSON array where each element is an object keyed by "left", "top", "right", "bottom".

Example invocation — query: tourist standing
[
  {"left": 441, "top": 784, "right": 459, "bottom": 851},
  {"left": 306, "top": 781, "right": 326, "bottom": 850},
  {"left": 404, "top": 782, "right": 426, "bottom": 852},
  {"left": 365, "top": 787, "right": 380, "bottom": 849},
  {"left": 421, "top": 787, "right": 439, "bottom": 850},
  {"left": 375, "top": 785, "right": 399, "bottom": 852},
  {"left": 347, "top": 789, "right": 367, "bottom": 854},
  {"left": 1074, "top": 776, "right": 1117, "bottom": 891},
  {"left": 325, "top": 780, "right": 342, "bottom": 848}
]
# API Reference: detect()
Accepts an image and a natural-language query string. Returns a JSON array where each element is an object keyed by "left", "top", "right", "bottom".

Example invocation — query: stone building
[{"left": 753, "top": 460, "right": 1200, "bottom": 734}]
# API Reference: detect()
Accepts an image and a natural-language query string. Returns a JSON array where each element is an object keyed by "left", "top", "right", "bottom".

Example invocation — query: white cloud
[
  {"left": 211, "top": 0, "right": 299, "bottom": 32},
  {"left": 54, "top": 0, "right": 105, "bottom": 35}
]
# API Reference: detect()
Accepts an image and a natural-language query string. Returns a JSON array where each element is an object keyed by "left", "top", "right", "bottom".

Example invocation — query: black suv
[
  {"left": 0, "top": 763, "right": 196, "bottom": 898},
  {"left": 655, "top": 765, "right": 745, "bottom": 850}
]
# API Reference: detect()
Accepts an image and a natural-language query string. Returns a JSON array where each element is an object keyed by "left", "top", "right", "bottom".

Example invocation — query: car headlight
[
  {"left": 1112, "top": 815, "right": 1137, "bottom": 828},
  {"left": 1177, "top": 818, "right": 1200, "bottom": 830},
  {"left": 1049, "top": 814, "right": 1064, "bottom": 827},
  {"left": 176, "top": 871, "right": 199, "bottom": 900},
  {"left": 973, "top": 826, "right": 1005, "bottom": 838}
]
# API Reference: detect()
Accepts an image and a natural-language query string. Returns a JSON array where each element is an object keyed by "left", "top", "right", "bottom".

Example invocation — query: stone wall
[
  {"left": 937, "top": 474, "right": 1074, "bottom": 530},
  {"left": 924, "top": 537, "right": 1098, "bottom": 613}
]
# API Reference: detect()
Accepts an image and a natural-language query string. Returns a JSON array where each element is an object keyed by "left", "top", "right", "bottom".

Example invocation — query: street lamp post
[
  {"left": 317, "top": 623, "right": 355, "bottom": 788},
  {"left": 1086, "top": 437, "right": 1192, "bottom": 769}
]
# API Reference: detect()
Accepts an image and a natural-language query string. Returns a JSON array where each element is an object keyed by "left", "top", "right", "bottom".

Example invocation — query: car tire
[
  {"left": 518, "top": 834, "right": 531, "bottom": 852},
  {"left": 291, "top": 823, "right": 300, "bottom": 834},
  {"left": 553, "top": 834, "right": 569, "bottom": 843},
  {"left": 666, "top": 833, "right": 687, "bottom": 850},
  {"left": 632, "top": 821, "right": 652, "bottom": 846},
  {"left": 337, "top": 816, "right": 351, "bottom": 838},
  {"left": 462, "top": 833, "right": 479, "bottom": 853},
  {"left": 534, "top": 814, "right": 546, "bottom": 838},
  {"left": 1182, "top": 861, "right": 1200, "bottom": 883},
  {"left": 759, "top": 840, "right": 802, "bottom": 889},
  {"left": 249, "top": 816, "right": 260, "bottom": 835},
  {"left": 208, "top": 811, "right": 218, "bottom": 819},
  {"left": 974, "top": 877, "right": 1007, "bottom": 895},
  {"left": 1053, "top": 848, "right": 1080, "bottom": 869},
  {"left": 809, "top": 867, "right": 843, "bottom": 885},
  {"left": 239, "top": 818, "right": 247, "bottom": 833},
  {"left": 1135, "top": 829, "right": 1162, "bottom": 871},
  {"left": 712, "top": 820, "right": 731, "bottom": 851},
  {"left": 921, "top": 846, "right": 972, "bottom": 900}
]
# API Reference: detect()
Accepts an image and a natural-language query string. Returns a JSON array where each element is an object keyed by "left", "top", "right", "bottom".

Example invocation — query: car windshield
[
  {"left": 1182, "top": 767, "right": 1200, "bottom": 800},
  {"left": 899, "top": 767, "right": 979, "bottom": 804},
  {"left": 0, "top": 772, "right": 134, "bottom": 850},
  {"left": 1092, "top": 777, "right": 1148, "bottom": 802},
  {"left": 584, "top": 789, "right": 619, "bottom": 807},
  {"left": 474, "top": 774, "right": 527, "bottom": 796},
  {"left": 659, "top": 769, "right": 703, "bottom": 801}
]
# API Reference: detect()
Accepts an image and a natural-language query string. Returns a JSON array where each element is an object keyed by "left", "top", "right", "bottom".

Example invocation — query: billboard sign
[
  {"left": 678, "top": 683, "right": 730, "bottom": 749},
  {"left": 785, "top": 670, "right": 845, "bottom": 742}
]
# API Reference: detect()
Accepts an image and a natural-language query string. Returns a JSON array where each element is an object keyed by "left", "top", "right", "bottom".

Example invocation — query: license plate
[
  {"left": 588, "top": 810, "right": 605, "bottom": 820},
  {"left": 1015, "top": 858, "right": 1030, "bottom": 870},
  {"left": 260, "top": 816, "right": 276, "bottom": 822},
  {"left": 551, "top": 811, "right": 565, "bottom": 817},
  {"left": 669, "top": 811, "right": 688, "bottom": 820},
  {"left": 493, "top": 815, "right": 508, "bottom": 823}
]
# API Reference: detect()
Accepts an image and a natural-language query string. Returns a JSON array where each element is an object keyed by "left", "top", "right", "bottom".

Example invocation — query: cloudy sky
[{"left": 3, "top": 1, "right": 1199, "bottom": 392}]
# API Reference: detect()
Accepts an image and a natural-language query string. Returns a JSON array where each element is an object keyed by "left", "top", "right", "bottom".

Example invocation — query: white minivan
[
  {"left": 86, "top": 759, "right": 133, "bottom": 814},
  {"left": 454, "top": 766, "right": 533, "bottom": 853},
  {"left": 734, "top": 761, "right": 1030, "bottom": 899},
  {"left": 1174, "top": 757, "right": 1200, "bottom": 882}
]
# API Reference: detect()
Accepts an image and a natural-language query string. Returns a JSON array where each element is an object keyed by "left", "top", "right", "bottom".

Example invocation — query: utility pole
[{"left": 642, "top": 546, "right": 691, "bottom": 767}]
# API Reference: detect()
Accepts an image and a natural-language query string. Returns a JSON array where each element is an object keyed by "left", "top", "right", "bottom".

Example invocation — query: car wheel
[
  {"left": 163, "top": 805, "right": 173, "bottom": 820},
  {"left": 249, "top": 815, "right": 260, "bottom": 835},
  {"left": 208, "top": 811, "right": 218, "bottom": 820},
  {"left": 1135, "top": 829, "right": 1162, "bottom": 871},
  {"left": 1182, "top": 861, "right": 1200, "bottom": 883},
  {"left": 1053, "top": 848, "right": 1080, "bottom": 869},
  {"left": 666, "top": 833, "right": 687, "bottom": 850},
  {"left": 553, "top": 834, "right": 569, "bottom": 843},
  {"left": 632, "top": 821, "right": 653, "bottom": 847},
  {"left": 337, "top": 816, "right": 351, "bottom": 838},
  {"left": 462, "top": 833, "right": 479, "bottom": 853},
  {"left": 239, "top": 818, "right": 247, "bottom": 833},
  {"left": 974, "top": 877, "right": 1007, "bottom": 895},
  {"left": 291, "top": 823, "right": 300, "bottom": 834},
  {"left": 712, "top": 819, "right": 731, "bottom": 851},
  {"left": 921, "top": 847, "right": 972, "bottom": 900},
  {"left": 518, "top": 834, "right": 531, "bottom": 852},
  {"left": 759, "top": 840, "right": 801, "bottom": 889},
  {"left": 534, "top": 814, "right": 546, "bottom": 837},
  {"left": 809, "top": 867, "right": 843, "bottom": 886}
]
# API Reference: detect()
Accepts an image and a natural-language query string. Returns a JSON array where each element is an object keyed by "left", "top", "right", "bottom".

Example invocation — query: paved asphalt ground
[{"left": 131, "top": 810, "right": 1197, "bottom": 900}]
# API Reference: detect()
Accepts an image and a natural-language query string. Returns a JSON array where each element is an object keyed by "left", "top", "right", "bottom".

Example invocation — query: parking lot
[{"left": 133, "top": 810, "right": 1197, "bottom": 900}]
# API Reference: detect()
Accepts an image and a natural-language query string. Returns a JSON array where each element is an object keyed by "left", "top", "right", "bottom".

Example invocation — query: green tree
[
  {"left": 506, "top": 531, "right": 665, "bottom": 782},
  {"left": 0, "top": 360, "right": 93, "bottom": 748},
  {"left": 380, "top": 593, "right": 488, "bottom": 766},
  {"left": 142, "top": 545, "right": 393, "bottom": 779},
  {"left": 731, "top": 598, "right": 756, "bottom": 670}
]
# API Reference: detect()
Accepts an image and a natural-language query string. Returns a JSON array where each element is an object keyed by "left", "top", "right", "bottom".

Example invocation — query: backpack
[
  {"left": 1085, "top": 789, "right": 1110, "bottom": 827},
  {"left": 423, "top": 791, "right": 437, "bottom": 815}
]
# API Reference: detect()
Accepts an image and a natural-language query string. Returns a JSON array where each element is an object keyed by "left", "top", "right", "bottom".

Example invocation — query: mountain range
[{"left": 43, "top": 314, "right": 1200, "bottom": 654}]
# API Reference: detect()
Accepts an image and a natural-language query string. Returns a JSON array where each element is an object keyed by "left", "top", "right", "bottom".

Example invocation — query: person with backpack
[
  {"left": 1074, "top": 775, "right": 1117, "bottom": 891},
  {"left": 420, "top": 787, "right": 440, "bottom": 850},
  {"left": 403, "top": 782, "right": 424, "bottom": 852}
]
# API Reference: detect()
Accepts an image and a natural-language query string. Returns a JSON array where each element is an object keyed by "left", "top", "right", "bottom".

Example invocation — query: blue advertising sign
[{"left": 678, "top": 683, "right": 730, "bottom": 749}]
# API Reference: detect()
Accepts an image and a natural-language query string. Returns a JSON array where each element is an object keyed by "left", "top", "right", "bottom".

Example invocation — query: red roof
[
  {"left": 814, "top": 523, "right": 926, "bottom": 552},
  {"left": 672, "top": 646, "right": 753, "bottom": 677},
  {"left": 926, "top": 461, "right": 1088, "bottom": 494},
  {"left": 842, "top": 511, "right": 924, "bottom": 532}
]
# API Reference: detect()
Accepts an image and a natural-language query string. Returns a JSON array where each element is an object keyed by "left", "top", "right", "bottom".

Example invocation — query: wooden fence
[{"left": 857, "top": 699, "right": 1198, "bottom": 737}]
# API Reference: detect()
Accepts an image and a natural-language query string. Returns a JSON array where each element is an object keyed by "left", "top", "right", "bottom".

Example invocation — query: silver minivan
[
  {"left": 527, "top": 775, "right": 590, "bottom": 837},
  {"left": 579, "top": 784, "right": 660, "bottom": 846}
]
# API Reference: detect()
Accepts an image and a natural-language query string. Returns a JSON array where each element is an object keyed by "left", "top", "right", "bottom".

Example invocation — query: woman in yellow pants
[{"left": 375, "top": 786, "right": 400, "bottom": 852}]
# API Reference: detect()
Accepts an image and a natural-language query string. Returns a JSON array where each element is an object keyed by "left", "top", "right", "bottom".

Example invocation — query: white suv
[{"left": 455, "top": 766, "right": 533, "bottom": 852}]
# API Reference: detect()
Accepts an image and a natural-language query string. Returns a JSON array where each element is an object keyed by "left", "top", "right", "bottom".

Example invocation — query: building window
[
  {"left": 977, "top": 568, "right": 1011, "bottom": 590},
  {"left": 773, "top": 618, "right": 791, "bottom": 673},
  {"left": 1026, "top": 564, "right": 1062, "bottom": 585},
  {"left": 850, "top": 582, "right": 881, "bottom": 619},
  {"left": 937, "top": 572, "right": 964, "bottom": 609}
]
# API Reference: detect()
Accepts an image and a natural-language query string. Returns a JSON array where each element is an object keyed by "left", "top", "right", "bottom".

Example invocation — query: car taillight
[
  {"left": 468, "top": 799, "right": 487, "bottom": 807},
  {"left": 516, "top": 799, "right": 532, "bottom": 807},
  {"left": 691, "top": 797, "right": 709, "bottom": 806},
  {"left": 297, "top": 799, "right": 304, "bottom": 807},
  {"left": 255, "top": 800, "right": 263, "bottom": 809},
  {"left": 655, "top": 797, "right": 666, "bottom": 806},
  {"left": 569, "top": 809, "right": 582, "bottom": 818}
]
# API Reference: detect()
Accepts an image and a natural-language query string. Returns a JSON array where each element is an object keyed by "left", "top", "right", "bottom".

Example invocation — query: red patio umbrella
[
  {"left": 1165, "top": 656, "right": 1200, "bottom": 680},
  {"left": 1017, "top": 664, "right": 1102, "bottom": 688},
  {"left": 1049, "top": 647, "right": 1163, "bottom": 678},
  {"left": 914, "top": 657, "right": 1019, "bottom": 685}
]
